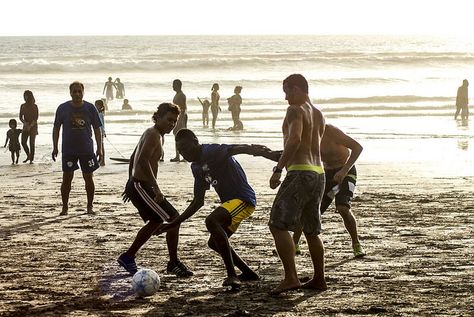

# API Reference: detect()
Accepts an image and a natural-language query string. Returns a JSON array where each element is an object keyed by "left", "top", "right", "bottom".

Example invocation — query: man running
[{"left": 117, "top": 103, "right": 193, "bottom": 278}]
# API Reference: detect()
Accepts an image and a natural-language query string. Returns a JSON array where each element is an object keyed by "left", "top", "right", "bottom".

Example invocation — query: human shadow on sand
[{"left": 142, "top": 283, "right": 325, "bottom": 317}]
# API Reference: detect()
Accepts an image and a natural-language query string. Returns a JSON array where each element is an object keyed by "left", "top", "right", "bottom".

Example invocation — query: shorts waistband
[{"left": 287, "top": 164, "right": 324, "bottom": 174}]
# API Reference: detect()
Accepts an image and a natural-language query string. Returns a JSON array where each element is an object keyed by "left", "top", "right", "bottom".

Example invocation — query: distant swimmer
[
  {"left": 122, "top": 99, "right": 132, "bottom": 110},
  {"left": 198, "top": 97, "right": 210, "bottom": 127},
  {"left": 19, "top": 90, "right": 39, "bottom": 163},
  {"left": 115, "top": 78, "right": 125, "bottom": 99},
  {"left": 4, "top": 119, "right": 22, "bottom": 165},
  {"left": 211, "top": 83, "right": 220, "bottom": 130},
  {"left": 103, "top": 77, "right": 117, "bottom": 101},
  {"left": 227, "top": 86, "right": 243, "bottom": 131},
  {"left": 454, "top": 79, "right": 469, "bottom": 120}
]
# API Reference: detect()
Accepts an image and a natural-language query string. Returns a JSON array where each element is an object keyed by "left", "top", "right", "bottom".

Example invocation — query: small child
[
  {"left": 4, "top": 119, "right": 22, "bottom": 164},
  {"left": 122, "top": 99, "right": 132, "bottom": 110}
]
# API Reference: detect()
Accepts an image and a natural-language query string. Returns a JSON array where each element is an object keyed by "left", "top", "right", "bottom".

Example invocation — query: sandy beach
[{"left": 0, "top": 135, "right": 473, "bottom": 317}]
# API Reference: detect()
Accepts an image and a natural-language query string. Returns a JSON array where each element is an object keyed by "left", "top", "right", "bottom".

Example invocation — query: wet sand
[{"left": 0, "top": 154, "right": 473, "bottom": 316}]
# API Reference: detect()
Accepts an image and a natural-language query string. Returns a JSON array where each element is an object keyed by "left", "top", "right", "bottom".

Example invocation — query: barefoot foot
[
  {"left": 269, "top": 279, "right": 301, "bottom": 295},
  {"left": 301, "top": 279, "right": 327, "bottom": 291}
]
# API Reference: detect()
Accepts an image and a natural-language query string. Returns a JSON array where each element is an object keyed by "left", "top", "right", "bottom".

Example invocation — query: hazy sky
[{"left": 1, "top": 0, "right": 473, "bottom": 37}]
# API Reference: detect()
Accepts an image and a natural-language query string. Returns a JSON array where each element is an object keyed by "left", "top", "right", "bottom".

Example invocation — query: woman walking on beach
[
  {"left": 211, "top": 83, "right": 220, "bottom": 129},
  {"left": 19, "top": 90, "right": 39, "bottom": 164}
]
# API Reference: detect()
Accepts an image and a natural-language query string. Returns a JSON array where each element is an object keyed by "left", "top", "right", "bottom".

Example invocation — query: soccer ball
[{"left": 132, "top": 269, "right": 161, "bottom": 297}]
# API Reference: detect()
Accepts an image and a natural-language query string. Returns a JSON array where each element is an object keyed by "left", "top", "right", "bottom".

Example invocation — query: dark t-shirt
[
  {"left": 191, "top": 144, "right": 256, "bottom": 206},
  {"left": 53, "top": 101, "right": 102, "bottom": 156}
]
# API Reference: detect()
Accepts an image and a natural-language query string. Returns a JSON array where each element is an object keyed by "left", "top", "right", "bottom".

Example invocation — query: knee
[
  {"left": 336, "top": 205, "right": 352, "bottom": 218},
  {"left": 207, "top": 238, "right": 217, "bottom": 251},
  {"left": 205, "top": 216, "right": 217, "bottom": 232}
]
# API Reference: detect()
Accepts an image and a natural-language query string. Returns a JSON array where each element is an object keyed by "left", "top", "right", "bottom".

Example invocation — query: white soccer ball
[{"left": 132, "top": 268, "right": 161, "bottom": 297}]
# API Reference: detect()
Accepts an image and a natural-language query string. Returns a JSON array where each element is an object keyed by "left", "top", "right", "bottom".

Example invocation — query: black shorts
[
  {"left": 125, "top": 178, "right": 178, "bottom": 223},
  {"left": 62, "top": 154, "right": 99, "bottom": 173},
  {"left": 321, "top": 165, "right": 357, "bottom": 213}
]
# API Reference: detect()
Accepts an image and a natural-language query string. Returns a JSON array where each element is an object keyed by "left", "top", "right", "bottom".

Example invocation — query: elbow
[{"left": 193, "top": 199, "right": 205, "bottom": 210}]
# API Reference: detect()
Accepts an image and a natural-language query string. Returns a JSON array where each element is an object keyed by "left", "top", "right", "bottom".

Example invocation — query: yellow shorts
[{"left": 220, "top": 199, "right": 255, "bottom": 233}]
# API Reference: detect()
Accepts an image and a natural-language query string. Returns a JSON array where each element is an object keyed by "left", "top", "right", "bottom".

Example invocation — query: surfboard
[{"left": 110, "top": 157, "right": 130, "bottom": 163}]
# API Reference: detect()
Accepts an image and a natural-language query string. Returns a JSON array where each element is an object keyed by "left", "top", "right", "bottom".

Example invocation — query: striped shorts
[
  {"left": 220, "top": 199, "right": 255, "bottom": 233},
  {"left": 125, "top": 178, "right": 178, "bottom": 223}
]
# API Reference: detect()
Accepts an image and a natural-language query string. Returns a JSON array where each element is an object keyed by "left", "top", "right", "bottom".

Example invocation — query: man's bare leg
[
  {"left": 60, "top": 171, "right": 74, "bottom": 215},
  {"left": 337, "top": 206, "right": 360, "bottom": 246},
  {"left": 126, "top": 220, "right": 161, "bottom": 257},
  {"left": 82, "top": 172, "right": 95, "bottom": 214},
  {"left": 302, "top": 233, "right": 327, "bottom": 290},
  {"left": 270, "top": 226, "right": 301, "bottom": 294}
]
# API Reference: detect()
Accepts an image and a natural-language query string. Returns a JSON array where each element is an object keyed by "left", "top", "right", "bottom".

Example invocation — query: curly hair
[{"left": 152, "top": 103, "right": 180, "bottom": 123}]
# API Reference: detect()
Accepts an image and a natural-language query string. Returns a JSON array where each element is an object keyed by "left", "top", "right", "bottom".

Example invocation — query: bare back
[
  {"left": 320, "top": 124, "right": 350, "bottom": 169},
  {"left": 132, "top": 126, "right": 163, "bottom": 185},
  {"left": 282, "top": 102, "right": 325, "bottom": 167}
]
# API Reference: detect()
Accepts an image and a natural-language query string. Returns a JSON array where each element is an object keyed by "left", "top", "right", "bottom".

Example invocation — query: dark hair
[
  {"left": 235, "top": 86, "right": 242, "bottom": 93},
  {"left": 173, "top": 79, "right": 182, "bottom": 89},
  {"left": 69, "top": 81, "right": 84, "bottom": 92},
  {"left": 152, "top": 103, "right": 180, "bottom": 123},
  {"left": 175, "top": 129, "right": 198, "bottom": 142},
  {"left": 283, "top": 74, "right": 308, "bottom": 94},
  {"left": 23, "top": 90, "right": 34, "bottom": 100},
  {"left": 95, "top": 99, "right": 105, "bottom": 112},
  {"left": 212, "top": 83, "right": 219, "bottom": 90},
  {"left": 9, "top": 119, "right": 17, "bottom": 128}
]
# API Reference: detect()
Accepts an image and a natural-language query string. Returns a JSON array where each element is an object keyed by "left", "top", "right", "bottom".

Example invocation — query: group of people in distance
[
  {"left": 115, "top": 73, "right": 366, "bottom": 295},
  {"left": 103, "top": 77, "right": 126, "bottom": 101},
  {"left": 198, "top": 84, "right": 244, "bottom": 131},
  {"left": 4, "top": 90, "right": 39, "bottom": 164}
]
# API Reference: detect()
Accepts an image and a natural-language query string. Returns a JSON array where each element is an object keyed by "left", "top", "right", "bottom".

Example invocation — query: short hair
[
  {"left": 95, "top": 99, "right": 105, "bottom": 111},
  {"left": 212, "top": 83, "right": 219, "bottom": 90},
  {"left": 176, "top": 129, "right": 198, "bottom": 142},
  {"left": 463, "top": 79, "right": 469, "bottom": 86},
  {"left": 235, "top": 86, "right": 242, "bottom": 93},
  {"left": 173, "top": 79, "right": 182, "bottom": 89},
  {"left": 9, "top": 118, "right": 17, "bottom": 127},
  {"left": 283, "top": 74, "right": 308, "bottom": 94},
  {"left": 152, "top": 103, "right": 180, "bottom": 123},
  {"left": 69, "top": 81, "right": 84, "bottom": 92}
]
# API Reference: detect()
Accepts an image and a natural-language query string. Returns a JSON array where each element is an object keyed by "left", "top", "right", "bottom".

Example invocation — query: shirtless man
[
  {"left": 269, "top": 74, "right": 326, "bottom": 294},
  {"left": 293, "top": 124, "right": 366, "bottom": 258},
  {"left": 170, "top": 79, "right": 187, "bottom": 162},
  {"left": 117, "top": 103, "right": 193, "bottom": 278}
]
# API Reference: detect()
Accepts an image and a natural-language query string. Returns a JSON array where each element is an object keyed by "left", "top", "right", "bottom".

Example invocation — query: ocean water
[{"left": 0, "top": 35, "right": 473, "bottom": 171}]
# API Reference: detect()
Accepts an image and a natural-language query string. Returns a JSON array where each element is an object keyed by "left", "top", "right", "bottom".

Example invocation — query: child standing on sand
[{"left": 4, "top": 119, "right": 22, "bottom": 164}]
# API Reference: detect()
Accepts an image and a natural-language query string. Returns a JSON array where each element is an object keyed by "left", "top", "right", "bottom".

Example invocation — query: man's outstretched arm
[{"left": 229, "top": 144, "right": 281, "bottom": 161}]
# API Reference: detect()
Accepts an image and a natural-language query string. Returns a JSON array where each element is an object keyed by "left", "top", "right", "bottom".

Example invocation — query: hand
[
  {"left": 269, "top": 172, "right": 282, "bottom": 189},
  {"left": 121, "top": 190, "right": 131, "bottom": 203},
  {"left": 333, "top": 169, "right": 347, "bottom": 184},
  {"left": 52, "top": 148, "right": 58, "bottom": 162},
  {"left": 156, "top": 221, "right": 179, "bottom": 235},
  {"left": 96, "top": 149, "right": 103, "bottom": 163},
  {"left": 154, "top": 188, "right": 164, "bottom": 204}
]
